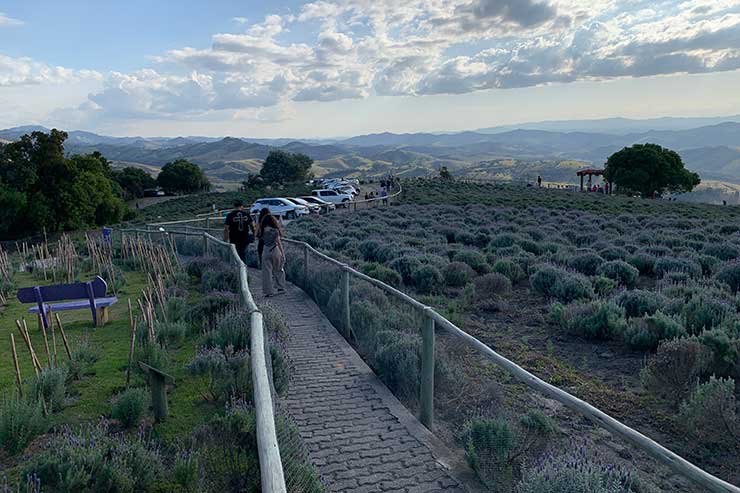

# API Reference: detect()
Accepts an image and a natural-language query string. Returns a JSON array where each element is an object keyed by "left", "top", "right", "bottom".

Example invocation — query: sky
[{"left": 1, "top": 0, "right": 740, "bottom": 138}]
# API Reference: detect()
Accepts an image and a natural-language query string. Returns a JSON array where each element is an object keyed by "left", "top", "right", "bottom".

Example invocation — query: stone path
[{"left": 249, "top": 270, "right": 469, "bottom": 492}]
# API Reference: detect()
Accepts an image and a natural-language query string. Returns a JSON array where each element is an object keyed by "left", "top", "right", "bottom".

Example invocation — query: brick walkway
[{"left": 249, "top": 270, "right": 470, "bottom": 492}]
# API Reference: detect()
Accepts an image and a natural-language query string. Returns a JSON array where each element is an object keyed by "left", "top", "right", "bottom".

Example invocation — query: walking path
[{"left": 249, "top": 269, "right": 470, "bottom": 492}]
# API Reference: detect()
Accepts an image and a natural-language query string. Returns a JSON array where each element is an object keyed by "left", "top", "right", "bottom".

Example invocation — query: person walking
[
  {"left": 259, "top": 214, "right": 286, "bottom": 297},
  {"left": 223, "top": 199, "right": 254, "bottom": 263},
  {"left": 537, "top": 175, "right": 542, "bottom": 187},
  {"left": 256, "top": 207, "right": 271, "bottom": 267}
]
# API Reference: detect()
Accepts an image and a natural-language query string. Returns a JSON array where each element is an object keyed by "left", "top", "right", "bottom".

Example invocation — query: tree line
[{"left": 0, "top": 130, "right": 210, "bottom": 239}]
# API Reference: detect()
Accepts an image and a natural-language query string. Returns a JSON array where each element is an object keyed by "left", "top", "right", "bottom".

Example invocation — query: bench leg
[{"left": 96, "top": 307, "right": 110, "bottom": 326}]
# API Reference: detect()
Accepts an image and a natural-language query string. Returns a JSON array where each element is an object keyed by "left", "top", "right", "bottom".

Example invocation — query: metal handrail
[
  {"left": 119, "top": 227, "right": 287, "bottom": 492},
  {"left": 284, "top": 237, "right": 740, "bottom": 493}
]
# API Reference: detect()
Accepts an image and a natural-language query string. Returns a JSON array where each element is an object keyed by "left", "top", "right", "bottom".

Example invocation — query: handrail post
[
  {"left": 303, "top": 243, "right": 309, "bottom": 284},
  {"left": 342, "top": 265, "right": 351, "bottom": 340},
  {"left": 420, "top": 308, "right": 435, "bottom": 430},
  {"left": 203, "top": 233, "right": 209, "bottom": 256}
]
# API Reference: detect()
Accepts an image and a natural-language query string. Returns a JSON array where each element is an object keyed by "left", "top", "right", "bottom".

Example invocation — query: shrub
[
  {"left": 452, "top": 249, "right": 490, "bottom": 274},
  {"left": 492, "top": 258, "right": 526, "bottom": 283},
  {"left": 202, "top": 267, "right": 239, "bottom": 292},
  {"left": 25, "top": 420, "right": 163, "bottom": 492},
  {"left": 187, "top": 292, "right": 239, "bottom": 328},
  {"left": 362, "top": 262, "right": 403, "bottom": 287},
  {"left": 373, "top": 335, "right": 420, "bottom": 401},
  {"left": 30, "top": 367, "right": 67, "bottom": 412},
  {"left": 155, "top": 320, "right": 189, "bottom": 346},
  {"left": 0, "top": 397, "right": 47, "bottom": 454},
  {"left": 516, "top": 449, "right": 637, "bottom": 493},
  {"left": 627, "top": 253, "right": 656, "bottom": 275},
  {"left": 550, "top": 301, "right": 626, "bottom": 340},
  {"left": 135, "top": 342, "right": 171, "bottom": 378},
  {"left": 678, "top": 376, "right": 737, "bottom": 445},
  {"left": 596, "top": 260, "right": 639, "bottom": 288},
  {"left": 702, "top": 243, "right": 740, "bottom": 261},
  {"left": 111, "top": 388, "right": 149, "bottom": 429},
  {"left": 567, "top": 253, "right": 604, "bottom": 276},
  {"left": 624, "top": 311, "right": 686, "bottom": 350},
  {"left": 163, "top": 297, "right": 189, "bottom": 323},
  {"left": 187, "top": 346, "right": 251, "bottom": 402},
  {"left": 474, "top": 273, "right": 512, "bottom": 299},
  {"left": 173, "top": 448, "right": 200, "bottom": 492},
  {"left": 442, "top": 261, "right": 474, "bottom": 288},
  {"left": 186, "top": 256, "right": 223, "bottom": 279},
  {"left": 681, "top": 296, "right": 732, "bottom": 334},
  {"left": 67, "top": 337, "right": 99, "bottom": 380},
  {"left": 531, "top": 265, "right": 593, "bottom": 303},
  {"left": 654, "top": 256, "right": 702, "bottom": 279},
  {"left": 463, "top": 418, "right": 515, "bottom": 487},
  {"left": 641, "top": 337, "right": 711, "bottom": 402},
  {"left": 202, "top": 309, "right": 250, "bottom": 351},
  {"left": 615, "top": 289, "right": 666, "bottom": 318},
  {"left": 599, "top": 246, "right": 629, "bottom": 261},
  {"left": 700, "top": 329, "right": 740, "bottom": 378},
  {"left": 715, "top": 262, "right": 740, "bottom": 293},
  {"left": 388, "top": 255, "right": 423, "bottom": 285},
  {"left": 592, "top": 275, "right": 617, "bottom": 296},
  {"left": 410, "top": 264, "right": 443, "bottom": 294}
]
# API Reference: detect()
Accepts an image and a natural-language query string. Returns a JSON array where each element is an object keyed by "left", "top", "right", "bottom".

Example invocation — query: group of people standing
[{"left": 223, "top": 200, "right": 286, "bottom": 297}]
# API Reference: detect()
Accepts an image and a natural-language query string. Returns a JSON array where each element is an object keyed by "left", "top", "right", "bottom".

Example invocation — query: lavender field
[{"left": 287, "top": 179, "right": 739, "bottom": 490}]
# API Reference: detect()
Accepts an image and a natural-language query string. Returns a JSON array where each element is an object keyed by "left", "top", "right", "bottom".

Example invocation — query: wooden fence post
[
  {"left": 420, "top": 308, "right": 435, "bottom": 430},
  {"left": 342, "top": 266, "right": 351, "bottom": 340},
  {"left": 203, "top": 233, "right": 209, "bottom": 256},
  {"left": 303, "top": 244, "right": 309, "bottom": 283}
]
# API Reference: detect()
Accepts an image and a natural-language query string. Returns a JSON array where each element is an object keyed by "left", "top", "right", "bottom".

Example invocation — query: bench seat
[{"left": 28, "top": 297, "right": 118, "bottom": 314}]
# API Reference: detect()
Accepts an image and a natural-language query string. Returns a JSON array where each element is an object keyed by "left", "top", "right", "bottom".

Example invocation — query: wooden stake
[
  {"left": 16, "top": 320, "right": 40, "bottom": 376},
  {"left": 22, "top": 319, "right": 43, "bottom": 372},
  {"left": 126, "top": 300, "right": 137, "bottom": 386},
  {"left": 40, "top": 321, "right": 52, "bottom": 368},
  {"left": 10, "top": 334, "right": 23, "bottom": 397},
  {"left": 50, "top": 314, "right": 58, "bottom": 366},
  {"left": 55, "top": 313, "right": 73, "bottom": 360}
]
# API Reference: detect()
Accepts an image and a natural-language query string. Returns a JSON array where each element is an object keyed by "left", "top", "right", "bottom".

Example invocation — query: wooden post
[
  {"left": 126, "top": 299, "right": 137, "bottom": 386},
  {"left": 40, "top": 322, "right": 52, "bottom": 368},
  {"left": 50, "top": 311, "right": 58, "bottom": 366},
  {"left": 16, "top": 320, "right": 40, "bottom": 376},
  {"left": 139, "top": 362, "right": 173, "bottom": 422},
  {"left": 342, "top": 266, "right": 351, "bottom": 340},
  {"left": 420, "top": 308, "right": 435, "bottom": 430},
  {"left": 55, "top": 313, "right": 73, "bottom": 360},
  {"left": 303, "top": 244, "right": 309, "bottom": 283},
  {"left": 10, "top": 334, "right": 23, "bottom": 397},
  {"left": 203, "top": 233, "right": 209, "bottom": 256}
]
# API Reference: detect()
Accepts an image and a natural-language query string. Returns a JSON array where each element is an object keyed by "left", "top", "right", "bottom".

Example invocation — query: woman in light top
[{"left": 259, "top": 213, "right": 286, "bottom": 297}]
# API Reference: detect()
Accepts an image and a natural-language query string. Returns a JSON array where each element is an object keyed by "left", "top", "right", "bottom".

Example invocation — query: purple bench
[{"left": 17, "top": 276, "right": 118, "bottom": 330}]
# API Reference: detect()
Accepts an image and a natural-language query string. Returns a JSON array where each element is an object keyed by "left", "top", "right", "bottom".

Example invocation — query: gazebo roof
[{"left": 576, "top": 168, "right": 605, "bottom": 177}]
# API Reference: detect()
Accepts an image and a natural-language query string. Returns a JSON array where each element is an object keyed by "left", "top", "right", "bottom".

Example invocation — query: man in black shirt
[{"left": 224, "top": 200, "right": 254, "bottom": 263}]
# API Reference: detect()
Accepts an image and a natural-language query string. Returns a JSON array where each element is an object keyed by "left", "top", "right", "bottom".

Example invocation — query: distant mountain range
[{"left": 2, "top": 116, "right": 739, "bottom": 186}]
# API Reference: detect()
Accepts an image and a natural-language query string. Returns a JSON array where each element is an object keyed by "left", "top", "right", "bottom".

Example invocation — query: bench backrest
[{"left": 17, "top": 276, "right": 108, "bottom": 303}]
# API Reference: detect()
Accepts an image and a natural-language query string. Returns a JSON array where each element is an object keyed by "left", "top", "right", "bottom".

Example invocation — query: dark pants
[
  {"left": 233, "top": 241, "right": 248, "bottom": 263},
  {"left": 257, "top": 239, "right": 264, "bottom": 266}
]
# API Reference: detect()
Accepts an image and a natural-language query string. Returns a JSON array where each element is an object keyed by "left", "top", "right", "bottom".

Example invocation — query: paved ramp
[{"left": 249, "top": 270, "right": 468, "bottom": 492}]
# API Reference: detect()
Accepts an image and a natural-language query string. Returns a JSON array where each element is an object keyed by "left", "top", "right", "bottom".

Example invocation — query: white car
[
  {"left": 312, "top": 189, "right": 353, "bottom": 206},
  {"left": 251, "top": 197, "right": 309, "bottom": 219},
  {"left": 300, "top": 196, "right": 336, "bottom": 213},
  {"left": 286, "top": 197, "right": 320, "bottom": 214}
]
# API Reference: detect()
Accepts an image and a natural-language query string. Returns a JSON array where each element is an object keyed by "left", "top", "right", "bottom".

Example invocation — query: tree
[
  {"left": 112, "top": 167, "right": 157, "bottom": 199},
  {"left": 259, "top": 150, "right": 313, "bottom": 185},
  {"left": 156, "top": 159, "right": 210, "bottom": 195},
  {"left": 604, "top": 144, "right": 700, "bottom": 197},
  {"left": 0, "top": 130, "right": 126, "bottom": 238},
  {"left": 439, "top": 166, "right": 452, "bottom": 180}
]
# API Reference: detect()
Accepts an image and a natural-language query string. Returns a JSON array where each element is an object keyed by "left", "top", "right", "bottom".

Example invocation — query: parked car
[
  {"left": 299, "top": 196, "right": 336, "bottom": 213},
  {"left": 286, "top": 197, "right": 320, "bottom": 214},
  {"left": 335, "top": 185, "right": 359, "bottom": 196},
  {"left": 250, "top": 197, "right": 309, "bottom": 219},
  {"left": 311, "top": 189, "right": 353, "bottom": 206}
]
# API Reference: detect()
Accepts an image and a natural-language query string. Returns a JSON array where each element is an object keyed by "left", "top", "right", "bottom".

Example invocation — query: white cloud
[
  {"left": 0, "top": 12, "right": 23, "bottom": 26},
  {"left": 0, "top": 54, "right": 101, "bottom": 87}
]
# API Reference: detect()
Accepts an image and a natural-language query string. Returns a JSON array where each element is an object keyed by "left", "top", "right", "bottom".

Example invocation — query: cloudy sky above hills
[{"left": 1, "top": 0, "right": 740, "bottom": 137}]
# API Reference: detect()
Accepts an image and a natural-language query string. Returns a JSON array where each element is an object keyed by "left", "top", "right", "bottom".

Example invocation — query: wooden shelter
[{"left": 576, "top": 168, "right": 611, "bottom": 193}]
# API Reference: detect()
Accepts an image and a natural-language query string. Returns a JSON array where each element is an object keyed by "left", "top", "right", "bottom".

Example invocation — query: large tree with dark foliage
[
  {"left": 156, "top": 159, "right": 210, "bottom": 195},
  {"left": 112, "top": 167, "right": 157, "bottom": 199},
  {"left": 604, "top": 143, "right": 700, "bottom": 197},
  {"left": 259, "top": 150, "right": 313, "bottom": 185},
  {"left": 0, "top": 130, "right": 126, "bottom": 239}
]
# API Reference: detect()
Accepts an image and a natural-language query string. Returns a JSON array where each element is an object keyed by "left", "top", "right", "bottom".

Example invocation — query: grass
[{"left": 0, "top": 267, "right": 214, "bottom": 447}]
